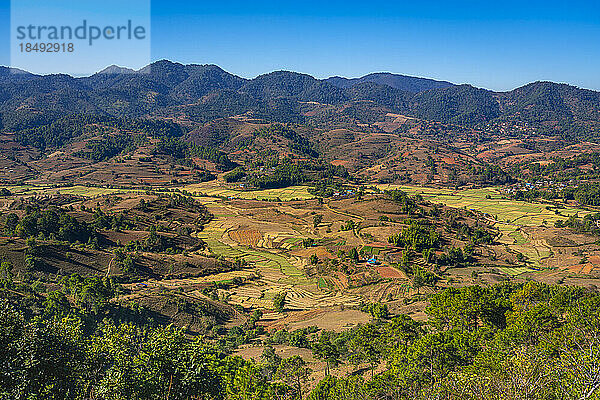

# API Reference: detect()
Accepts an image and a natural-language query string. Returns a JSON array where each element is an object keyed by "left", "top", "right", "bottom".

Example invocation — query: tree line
[{"left": 2, "top": 281, "right": 600, "bottom": 399}]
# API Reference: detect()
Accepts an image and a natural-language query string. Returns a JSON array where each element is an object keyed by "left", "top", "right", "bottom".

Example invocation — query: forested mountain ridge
[
  {"left": 325, "top": 72, "right": 455, "bottom": 92},
  {"left": 1, "top": 60, "right": 599, "bottom": 138}
]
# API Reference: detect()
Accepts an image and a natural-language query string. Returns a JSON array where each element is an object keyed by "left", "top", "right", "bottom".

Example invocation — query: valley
[{"left": 3, "top": 62, "right": 600, "bottom": 399}]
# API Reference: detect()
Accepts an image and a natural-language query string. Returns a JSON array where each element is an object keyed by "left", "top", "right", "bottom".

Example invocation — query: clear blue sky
[{"left": 1, "top": 0, "right": 599, "bottom": 91}]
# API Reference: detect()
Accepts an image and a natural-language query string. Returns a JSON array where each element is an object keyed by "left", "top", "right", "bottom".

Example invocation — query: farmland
[
  {"left": 3, "top": 74, "right": 600, "bottom": 398},
  {"left": 0, "top": 183, "right": 314, "bottom": 201},
  {"left": 376, "top": 184, "right": 600, "bottom": 276},
  {"left": 181, "top": 181, "right": 315, "bottom": 201},
  {"left": 381, "top": 185, "right": 583, "bottom": 227}
]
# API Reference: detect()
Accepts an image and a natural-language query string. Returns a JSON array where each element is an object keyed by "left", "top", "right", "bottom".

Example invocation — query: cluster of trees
[
  {"left": 154, "top": 137, "right": 189, "bottom": 159},
  {"left": 3, "top": 207, "right": 95, "bottom": 244},
  {"left": 0, "top": 301, "right": 290, "bottom": 400},
  {"left": 451, "top": 220, "right": 495, "bottom": 244},
  {"left": 563, "top": 184, "right": 600, "bottom": 206},
  {"left": 360, "top": 302, "right": 390, "bottom": 320},
  {"left": 520, "top": 184, "right": 600, "bottom": 207},
  {"left": 266, "top": 327, "right": 316, "bottom": 351},
  {"left": 0, "top": 266, "right": 282, "bottom": 399},
  {"left": 273, "top": 292, "right": 287, "bottom": 313},
  {"left": 468, "top": 165, "right": 514, "bottom": 185},
  {"left": 301, "top": 161, "right": 349, "bottom": 181},
  {"left": 304, "top": 164, "right": 351, "bottom": 197},
  {"left": 224, "top": 157, "right": 349, "bottom": 191},
  {"left": 78, "top": 134, "right": 143, "bottom": 162},
  {"left": 117, "top": 225, "right": 185, "bottom": 258},
  {"left": 511, "top": 188, "right": 557, "bottom": 202},
  {"left": 154, "top": 138, "right": 237, "bottom": 171},
  {"left": 555, "top": 213, "right": 600, "bottom": 236},
  {"left": 2, "top": 280, "right": 600, "bottom": 399},
  {"left": 307, "top": 283, "right": 600, "bottom": 400},
  {"left": 224, "top": 167, "right": 246, "bottom": 183},
  {"left": 92, "top": 207, "right": 131, "bottom": 231},
  {"left": 193, "top": 169, "right": 217, "bottom": 182},
  {"left": 385, "top": 190, "right": 423, "bottom": 215},
  {"left": 254, "top": 124, "right": 318, "bottom": 157},
  {"left": 307, "top": 182, "right": 349, "bottom": 198},
  {"left": 248, "top": 164, "right": 306, "bottom": 189},
  {"left": 14, "top": 114, "right": 183, "bottom": 150},
  {"left": 411, "top": 84, "right": 501, "bottom": 125},
  {"left": 512, "top": 152, "right": 600, "bottom": 182},
  {"left": 410, "top": 265, "right": 440, "bottom": 291},
  {"left": 230, "top": 163, "right": 307, "bottom": 190},
  {"left": 121, "top": 226, "right": 164, "bottom": 253},
  {"left": 59, "top": 273, "right": 117, "bottom": 315},
  {"left": 113, "top": 247, "right": 139, "bottom": 273},
  {"left": 14, "top": 114, "right": 109, "bottom": 150},
  {"left": 436, "top": 245, "right": 475, "bottom": 267},
  {"left": 388, "top": 220, "right": 440, "bottom": 251}
]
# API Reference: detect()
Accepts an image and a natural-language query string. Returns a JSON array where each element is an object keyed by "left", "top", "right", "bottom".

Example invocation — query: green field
[
  {"left": 0, "top": 185, "right": 140, "bottom": 197},
  {"left": 196, "top": 220, "right": 311, "bottom": 285},
  {"left": 317, "top": 277, "right": 328, "bottom": 289},
  {"left": 1, "top": 182, "right": 314, "bottom": 202},
  {"left": 497, "top": 266, "right": 535, "bottom": 276},
  {"left": 377, "top": 185, "right": 582, "bottom": 227},
  {"left": 181, "top": 182, "right": 314, "bottom": 201},
  {"left": 509, "top": 230, "right": 528, "bottom": 245},
  {"left": 360, "top": 245, "right": 384, "bottom": 255},
  {"left": 375, "top": 185, "right": 592, "bottom": 273}
]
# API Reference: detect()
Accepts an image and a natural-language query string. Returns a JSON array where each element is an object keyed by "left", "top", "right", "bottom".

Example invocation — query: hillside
[
  {"left": 325, "top": 72, "right": 455, "bottom": 92},
  {"left": 1, "top": 61, "right": 599, "bottom": 139},
  {"left": 3, "top": 60, "right": 600, "bottom": 400}
]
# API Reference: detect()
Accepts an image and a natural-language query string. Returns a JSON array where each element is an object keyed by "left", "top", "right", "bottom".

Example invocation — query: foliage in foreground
[{"left": 1, "top": 281, "right": 600, "bottom": 399}]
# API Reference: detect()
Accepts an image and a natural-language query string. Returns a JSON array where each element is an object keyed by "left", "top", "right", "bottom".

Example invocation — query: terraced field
[
  {"left": 186, "top": 199, "right": 374, "bottom": 310},
  {"left": 198, "top": 220, "right": 305, "bottom": 277},
  {"left": 380, "top": 185, "right": 583, "bottom": 226},
  {"left": 0, "top": 182, "right": 314, "bottom": 202},
  {"left": 0, "top": 184, "right": 141, "bottom": 197},
  {"left": 377, "top": 185, "right": 591, "bottom": 275},
  {"left": 180, "top": 182, "right": 314, "bottom": 201},
  {"left": 228, "top": 281, "right": 362, "bottom": 311},
  {"left": 9, "top": 179, "right": 597, "bottom": 312},
  {"left": 497, "top": 266, "right": 534, "bottom": 276}
]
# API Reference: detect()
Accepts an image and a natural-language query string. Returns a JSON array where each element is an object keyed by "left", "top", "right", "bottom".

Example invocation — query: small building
[{"left": 367, "top": 256, "right": 380, "bottom": 265}]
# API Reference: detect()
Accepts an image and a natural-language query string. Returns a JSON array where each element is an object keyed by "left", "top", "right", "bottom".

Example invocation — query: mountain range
[{"left": 1, "top": 60, "right": 599, "bottom": 138}]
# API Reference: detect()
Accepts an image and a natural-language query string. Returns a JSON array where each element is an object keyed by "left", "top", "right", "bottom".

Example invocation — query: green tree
[
  {"left": 0, "top": 307, "right": 87, "bottom": 400},
  {"left": 43, "top": 291, "right": 71, "bottom": 317},
  {"left": 348, "top": 247, "right": 359, "bottom": 262},
  {"left": 346, "top": 324, "right": 383, "bottom": 377},
  {"left": 273, "top": 292, "right": 287, "bottom": 313},
  {"left": 276, "top": 355, "right": 311, "bottom": 399},
  {"left": 312, "top": 331, "right": 341, "bottom": 376},
  {"left": 313, "top": 214, "right": 323, "bottom": 228}
]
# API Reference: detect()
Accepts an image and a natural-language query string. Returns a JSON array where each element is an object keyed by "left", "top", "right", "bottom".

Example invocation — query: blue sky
[{"left": 1, "top": 0, "right": 599, "bottom": 91}]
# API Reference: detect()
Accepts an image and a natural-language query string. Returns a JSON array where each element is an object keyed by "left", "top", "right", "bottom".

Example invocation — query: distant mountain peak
[
  {"left": 97, "top": 65, "right": 136, "bottom": 75},
  {"left": 325, "top": 72, "right": 455, "bottom": 93}
]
